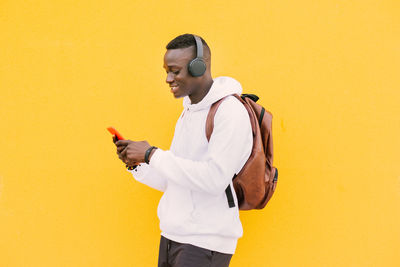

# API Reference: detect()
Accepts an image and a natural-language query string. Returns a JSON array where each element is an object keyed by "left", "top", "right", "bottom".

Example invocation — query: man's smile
[{"left": 170, "top": 85, "right": 179, "bottom": 94}]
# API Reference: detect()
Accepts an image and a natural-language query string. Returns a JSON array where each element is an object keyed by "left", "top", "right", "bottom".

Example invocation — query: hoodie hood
[{"left": 183, "top": 76, "right": 243, "bottom": 111}]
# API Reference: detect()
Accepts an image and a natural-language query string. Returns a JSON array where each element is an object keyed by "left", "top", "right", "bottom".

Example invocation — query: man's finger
[
  {"left": 120, "top": 146, "right": 128, "bottom": 158},
  {"left": 118, "top": 149, "right": 127, "bottom": 162},
  {"left": 117, "top": 145, "right": 127, "bottom": 153},
  {"left": 115, "top": 140, "right": 131, "bottom": 146}
]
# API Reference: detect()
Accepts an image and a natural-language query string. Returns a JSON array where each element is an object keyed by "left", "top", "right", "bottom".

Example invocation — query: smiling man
[
  {"left": 114, "top": 34, "right": 252, "bottom": 267},
  {"left": 165, "top": 37, "right": 213, "bottom": 103}
]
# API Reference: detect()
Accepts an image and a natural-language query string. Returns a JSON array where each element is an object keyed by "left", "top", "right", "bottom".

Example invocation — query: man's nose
[{"left": 166, "top": 72, "right": 174, "bottom": 84}]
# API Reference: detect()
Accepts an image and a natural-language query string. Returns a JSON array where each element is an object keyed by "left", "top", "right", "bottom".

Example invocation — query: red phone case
[{"left": 107, "top": 127, "right": 125, "bottom": 140}]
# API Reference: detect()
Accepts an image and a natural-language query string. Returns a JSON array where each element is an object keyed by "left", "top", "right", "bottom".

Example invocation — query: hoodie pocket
[{"left": 157, "top": 185, "right": 194, "bottom": 229}]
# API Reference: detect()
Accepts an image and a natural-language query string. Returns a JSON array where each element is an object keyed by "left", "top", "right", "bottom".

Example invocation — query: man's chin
[
  {"left": 172, "top": 91, "right": 185, "bottom": 98},
  {"left": 173, "top": 95, "right": 184, "bottom": 99}
]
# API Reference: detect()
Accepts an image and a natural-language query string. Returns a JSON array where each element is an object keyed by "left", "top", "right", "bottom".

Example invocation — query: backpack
[{"left": 205, "top": 94, "right": 278, "bottom": 210}]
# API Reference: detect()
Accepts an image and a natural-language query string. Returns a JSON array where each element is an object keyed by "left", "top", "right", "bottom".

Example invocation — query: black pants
[{"left": 158, "top": 236, "right": 233, "bottom": 267}]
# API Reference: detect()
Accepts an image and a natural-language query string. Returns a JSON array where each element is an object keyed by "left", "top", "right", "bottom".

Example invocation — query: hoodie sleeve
[
  {"left": 128, "top": 163, "right": 167, "bottom": 192},
  {"left": 148, "top": 97, "right": 253, "bottom": 196}
]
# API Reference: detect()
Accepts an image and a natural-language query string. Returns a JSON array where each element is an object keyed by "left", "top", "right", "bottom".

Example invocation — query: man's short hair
[{"left": 166, "top": 34, "right": 210, "bottom": 53}]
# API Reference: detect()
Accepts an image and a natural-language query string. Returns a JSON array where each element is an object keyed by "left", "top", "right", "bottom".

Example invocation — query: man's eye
[{"left": 166, "top": 70, "right": 180, "bottom": 75}]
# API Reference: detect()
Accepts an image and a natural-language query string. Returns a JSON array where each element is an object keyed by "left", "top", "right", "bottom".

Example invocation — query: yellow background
[{"left": 1, "top": 0, "right": 399, "bottom": 266}]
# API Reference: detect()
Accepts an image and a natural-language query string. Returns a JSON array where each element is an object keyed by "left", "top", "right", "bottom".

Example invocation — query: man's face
[{"left": 163, "top": 47, "right": 200, "bottom": 99}]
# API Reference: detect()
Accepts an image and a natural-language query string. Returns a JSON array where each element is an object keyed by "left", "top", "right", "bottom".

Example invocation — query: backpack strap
[
  {"left": 225, "top": 184, "right": 236, "bottom": 208},
  {"left": 205, "top": 95, "right": 237, "bottom": 208},
  {"left": 205, "top": 96, "right": 229, "bottom": 141}
]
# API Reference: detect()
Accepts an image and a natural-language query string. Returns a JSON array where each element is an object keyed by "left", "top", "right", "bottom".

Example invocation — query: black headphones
[{"left": 188, "top": 35, "right": 206, "bottom": 77}]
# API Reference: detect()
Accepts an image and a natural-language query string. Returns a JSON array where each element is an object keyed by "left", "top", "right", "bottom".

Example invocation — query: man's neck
[{"left": 189, "top": 78, "right": 214, "bottom": 104}]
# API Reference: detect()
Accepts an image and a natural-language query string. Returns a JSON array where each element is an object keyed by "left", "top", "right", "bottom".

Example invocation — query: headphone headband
[{"left": 193, "top": 35, "right": 203, "bottom": 58}]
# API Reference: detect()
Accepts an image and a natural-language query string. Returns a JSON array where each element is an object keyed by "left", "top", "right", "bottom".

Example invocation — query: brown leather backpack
[{"left": 206, "top": 94, "right": 278, "bottom": 210}]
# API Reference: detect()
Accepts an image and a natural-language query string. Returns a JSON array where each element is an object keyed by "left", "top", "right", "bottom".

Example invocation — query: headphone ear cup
[{"left": 188, "top": 58, "right": 206, "bottom": 77}]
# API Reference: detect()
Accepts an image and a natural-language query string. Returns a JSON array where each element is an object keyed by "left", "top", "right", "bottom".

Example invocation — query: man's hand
[{"left": 115, "top": 139, "right": 152, "bottom": 166}]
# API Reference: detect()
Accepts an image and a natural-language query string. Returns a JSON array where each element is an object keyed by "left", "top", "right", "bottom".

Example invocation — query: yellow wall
[{"left": 1, "top": 0, "right": 399, "bottom": 266}]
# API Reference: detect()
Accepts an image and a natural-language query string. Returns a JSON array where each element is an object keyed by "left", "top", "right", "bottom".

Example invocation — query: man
[{"left": 114, "top": 34, "right": 252, "bottom": 267}]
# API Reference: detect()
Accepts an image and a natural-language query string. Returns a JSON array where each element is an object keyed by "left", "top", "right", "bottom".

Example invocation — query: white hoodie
[{"left": 129, "top": 76, "right": 253, "bottom": 254}]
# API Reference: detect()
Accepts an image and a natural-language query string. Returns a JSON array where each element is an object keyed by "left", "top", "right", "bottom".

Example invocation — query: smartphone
[{"left": 107, "top": 127, "right": 125, "bottom": 141}]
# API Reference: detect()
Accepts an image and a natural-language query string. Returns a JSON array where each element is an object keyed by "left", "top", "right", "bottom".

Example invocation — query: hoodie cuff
[
  {"left": 148, "top": 148, "right": 163, "bottom": 167},
  {"left": 127, "top": 148, "right": 163, "bottom": 178},
  {"left": 126, "top": 163, "right": 149, "bottom": 180}
]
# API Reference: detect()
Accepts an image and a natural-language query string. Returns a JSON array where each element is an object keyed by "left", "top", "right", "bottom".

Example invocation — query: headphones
[{"left": 188, "top": 35, "right": 207, "bottom": 77}]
